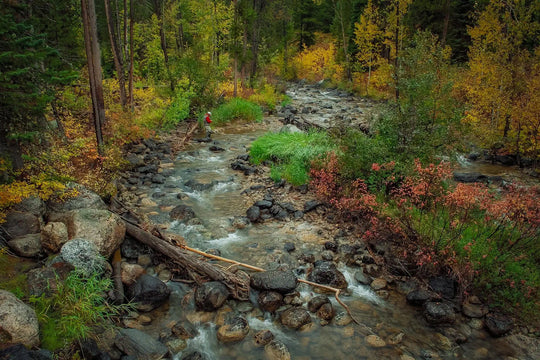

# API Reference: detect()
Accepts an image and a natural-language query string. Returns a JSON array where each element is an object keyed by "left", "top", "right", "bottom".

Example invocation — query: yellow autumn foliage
[{"left": 291, "top": 33, "right": 344, "bottom": 84}]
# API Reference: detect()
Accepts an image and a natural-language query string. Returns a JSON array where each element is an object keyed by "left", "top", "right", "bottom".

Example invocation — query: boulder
[
  {"left": 485, "top": 313, "right": 514, "bottom": 337},
  {"left": 181, "top": 351, "right": 207, "bottom": 360},
  {"left": 7, "top": 233, "right": 42, "bottom": 258},
  {"left": 428, "top": 276, "right": 457, "bottom": 299},
  {"left": 171, "top": 321, "right": 198, "bottom": 340},
  {"left": 317, "top": 303, "right": 335, "bottom": 321},
  {"left": 366, "top": 335, "right": 386, "bottom": 348},
  {"left": 13, "top": 196, "right": 46, "bottom": 217},
  {"left": 194, "top": 281, "right": 230, "bottom": 311},
  {"left": 453, "top": 172, "right": 488, "bottom": 183},
  {"left": 307, "top": 296, "right": 330, "bottom": 313},
  {"left": 406, "top": 289, "right": 434, "bottom": 306},
  {"left": 280, "top": 307, "right": 312, "bottom": 329},
  {"left": 216, "top": 316, "right": 250, "bottom": 343},
  {"left": 257, "top": 291, "right": 283, "bottom": 313},
  {"left": 370, "top": 278, "right": 387, "bottom": 291},
  {"left": 64, "top": 209, "right": 125, "bottom": 257},
  {"left": 246, "top": 205, "right": 261, "bottom": 222},
  {"left": 27, "top": 264, "right": 73, "bottom": 297},
  {"left": 306, "top": 261, "right": 348, "bottom": 289},
  {"left": 423, "top": 301, "right": 456, "bottom": 325},
  {"left": 41, "top": 222, "right": 69, "bottom": 253},
  {"left": 121, "top": 263, "right": 145, "bottom": 285},
  {"left": 60, "top": 238, "right": 107, "bottom": 276},
  {"left": 462, "top": 299, "right": 488, "bottom": 318},
  {"left": 125, "top": 274, "right": 171, "bottom": 312},
  {"left": 304, "top": 200, "right": 323, "bottom": 212},
  {"left": 0, "top": 290, "right": 40, "bottom": 348},
  {"left": 114, "top": 328, "right": 168, "bottom": 360},
  {"left": 3, "top": 211, "right": 40, "bottom": 239},
  {"left": 169, "top": 205, "right": 197, "bottom": 223},
  {"left": 264, "top": 340, "right": 291, "bottom": 360},
  {"left": 46, "top": 184, "right": 107, "bottom": 215},
  {"left": 354, "top": 269, "right": 372, "bottom": 285},
  {"left": 250, "top": 269, "right": 298, "bottom": 293},
  {"left": 254, "top": 330, "right": 274, "bottom": 347}
]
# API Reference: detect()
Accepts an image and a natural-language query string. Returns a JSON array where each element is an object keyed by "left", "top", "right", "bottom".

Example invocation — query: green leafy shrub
[
  {"left": 164, "top": 86, "right": 195, "bottom": 130},
  {"left": 250, "top": 131, "right": 337, "bottom": 185},
  {"left": 248, "top": 83, "right": 284, "bottom": 112},
  {"left": 202, "top": 98, "right": 263, "bottom": 126},
  {"left": 30, "top": 271, "right": 130, "bottom": 351}
]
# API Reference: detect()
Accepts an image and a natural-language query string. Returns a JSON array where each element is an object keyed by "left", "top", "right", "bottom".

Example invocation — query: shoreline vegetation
[{"left": 1, "top": 0, "right": 538, "bottom": 356}]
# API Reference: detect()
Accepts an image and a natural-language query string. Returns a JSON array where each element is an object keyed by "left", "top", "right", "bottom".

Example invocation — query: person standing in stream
[{"left": 204, "top": 111, "right": 212, "bottom": 138}]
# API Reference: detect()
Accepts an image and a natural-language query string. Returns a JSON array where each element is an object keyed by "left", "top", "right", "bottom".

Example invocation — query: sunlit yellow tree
[{"left": 461, "top": 0, "right": 540, "bottom": 162}]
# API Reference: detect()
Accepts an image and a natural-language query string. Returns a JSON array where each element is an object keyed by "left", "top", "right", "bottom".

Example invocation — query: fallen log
[{"left": 124, "top": 222, "right": 250, "bottom": 301}]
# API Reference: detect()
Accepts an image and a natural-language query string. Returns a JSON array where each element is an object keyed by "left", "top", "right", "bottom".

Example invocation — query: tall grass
[
  {"left": 201, "top": 98, "right": 263, "bottom": 126},
  {"left": 30, "top": 271, "right": 131, "bottom": 351},
  {"left": 250, "top": 131, "right": 337, "bottom": 185}
]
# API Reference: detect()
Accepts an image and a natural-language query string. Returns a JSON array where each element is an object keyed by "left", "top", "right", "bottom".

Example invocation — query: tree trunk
[
  {"left": 441, "top": 0, "right": 450, "bottom": 47},
  {"left": 104, "top": 0, "right": 127, "bottom": 107},
  {"left": 128, "top": 0, "right": 134, "bottom": 111},
  {"left": 154, "top": 0, "right": 174, "bottom": 91},
  {"left": 124, "top": 222, "right": 250, "bottom": 300},
  {"left": 394, "top": 0, "right": 400, "bottom": 100},
  {"left": 81, "top": 0, "right": 105, "bottom": 155}
]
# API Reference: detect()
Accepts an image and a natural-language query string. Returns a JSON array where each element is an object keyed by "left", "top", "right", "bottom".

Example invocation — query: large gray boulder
[
  {"left": 0, "top": 290, "right": 40, "bottom": 348},
  {"left": 46, "top": 184, "right": 107, "bottom": 216},
  {"left": 60, "top": 238, "right": 107, "bottom": 276},
  {"left": 53, "top": 209, "right": 125, "bottom": 257}
]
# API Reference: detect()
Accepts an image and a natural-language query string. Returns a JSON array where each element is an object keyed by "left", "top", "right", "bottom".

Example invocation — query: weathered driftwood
[
  {"left": 124, "top": 222, "right": 250, "bottom": 301},
  {"left": 111, "top": 248, "right": 125, "bottom": 304}
]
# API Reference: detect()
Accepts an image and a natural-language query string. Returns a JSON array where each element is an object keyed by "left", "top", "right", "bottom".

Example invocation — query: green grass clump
[
  {"left": 30, "top": 271, "right": 130, "bottom": 351},
  {"left": 201, "top": 98, "right": 263, "bottom": 126},
  {"left": 250, "top": 131, "right": 337, "bottom": 185}
]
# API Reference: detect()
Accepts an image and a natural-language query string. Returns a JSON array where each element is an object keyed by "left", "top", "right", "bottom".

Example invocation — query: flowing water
[{"left": 131, "top": 114, "right": 527, "bottom": 359}]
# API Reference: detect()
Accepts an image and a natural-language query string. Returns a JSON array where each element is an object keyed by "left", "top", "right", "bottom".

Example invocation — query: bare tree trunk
[
  {"left": 81, "top": 0, "right": 105, "bottom": 154},
  {"left": 154, "top": 0, "right": 174, "bottom": 91},
  {"left": 128, "top": 0, "right": 134, "bottom": 111},
  {"left": 105, "top": 0, "right": 127, "bottom": 107},
  {"left": 441, "top": 0, "right": 450, "bottom": 47},
  {"left": 394, "top": 0, "right": 400, "bottom": 100}
]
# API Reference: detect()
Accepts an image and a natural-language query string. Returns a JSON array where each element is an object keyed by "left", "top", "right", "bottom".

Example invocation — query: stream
[{"left": 125, "top": 84, "right": 534, "bottom": 360}]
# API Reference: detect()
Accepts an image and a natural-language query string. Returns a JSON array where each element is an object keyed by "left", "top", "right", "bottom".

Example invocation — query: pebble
[{"left": 366, "top": 334, "right": 386, "bottom": 348}]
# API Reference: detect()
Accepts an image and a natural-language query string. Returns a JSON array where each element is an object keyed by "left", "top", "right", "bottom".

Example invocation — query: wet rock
[
  {"left": 216, "top": 316, "right": 250, "bottom": 343},
  {"left": 321, "top": 250, "right": 334, "bottom": 261},
  {"left": 165, "top": 338, "right": 187, "bottom": 354},
  {"left": 3, "top": 211, "right": 40, "bottom": 239},
  {"left": 209, "top": 145, "right": 225, "bottom": 152},
  {"left": 0, "top": 344, "right": 52, "bottom": 360},
  {"left": 250, "top": 269, "right": 298, "bottom": 293},
  {"left": 423, "top": 301, "right": 456, "bottom": 325},
  {"left": 258, "top": 291, "right": 283, "bottom": 312},
  {"left": 366, "top": 334, "right": 386, "bottom": 348},
  {"left": 324, "top": 241, "right": 338, "bottom": 252},
  {"left": 194, "top": 281, "right": 230, "bottom": 311},
  {"left": 317, "top": 302, "right": 335, "bottom": 321},
  {"left": 307, "top": 295, "right": 330, "bottom": 313},
  {"left": 462, "top": 298, "right": 488, "bottom": 318},
  {"left": 354, "top": 269, "right": 372, "bottom": 285},
  {"left": 254, "top": 330, "right": 274, "bottom": 346},
  {"left": 151, "top": 174, "right": 165, "bottom": 184},
  {"left": 170, "top": 204, "right": 197, "bottom": 222},
  {"left": 126, "top": 153, "right": 144, "bottom": 168},
  {"left": 181, "top": 351, "right": 206, "bottom": 360},
  {"left": 8, "top": 233, "right": 42, "bottom": 258},
  {"left": 428, "top": 276, "right": 457, "bottom": 299},
  {"left": 307, "top": 261, "right": 348, "bottom": 289},
  {"left": 255, "top": 200, "right": 273, "bottom": 208},
  {"left": 406, "top": 289, "right": 434, "bottom": 306},
  {"left": 485, "top": 313, "right": 514, "bottom": 337},
  {"left": 246, "top": 205, "right": 261, "bottom": 222},
  {"left": 126, "top": 274, "right": 171, "bottom": 312},
  {"left": 114, "top": 328, "right": 168, "bottom": 360},
  {"left": 283, "top": 242, "right": 296, "bottom": 253},
  {"left": 453, "top": 172, "right": 488, "bottom": 183},
  {"left": 172, "top": 321, "right": 198, "bottom": 339},
  {"left": 41, "top": 222, "right": 69, "bottom": 253},
  {"left": 121, "top": 236, "right": 152, "bottom": 260},
  {"left": 370, "top": 278, "right": 387, "bottom": 291},
  {"left": 60, "top": 238, "right": 107, "bottom": 276},
  {"left": 0, "top": 290, "right": 40, "bottom": 348},
  {"left": 280, "top": 307, "right": 312, "bottom": 329},
  {"left": 184, "top": 179, "right": 214, "bottom": 191},
  {"left": 264, "top": 340, "right": 291, "bottom": 360},
  {"left": 231, "top": 160, "right": 256, "bottom": 175}
]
